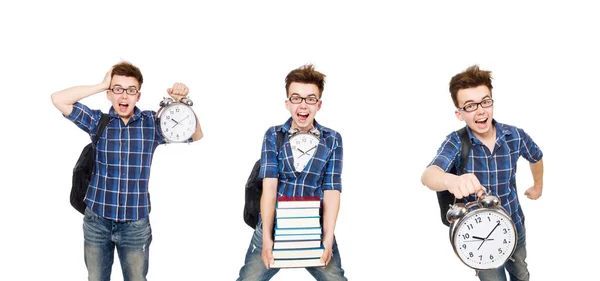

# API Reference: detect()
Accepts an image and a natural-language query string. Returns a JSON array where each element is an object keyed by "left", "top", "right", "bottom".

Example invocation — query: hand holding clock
[
  {"left": 167, "top": 82, "right": 189, "bottom": 101},
  {"left": 447, "top": 173, "right": 487, "bottom": 199}
]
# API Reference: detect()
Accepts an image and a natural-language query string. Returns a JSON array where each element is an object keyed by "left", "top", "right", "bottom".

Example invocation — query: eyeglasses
[
  {"left": 458, "top": 99, "right": 494, "bottom": 112},
  {"left": 288, "top": 95, "right": 319, "bottom": 105},
  {"left": 110, "top": 86, "right": 139, "bottom": 95}
]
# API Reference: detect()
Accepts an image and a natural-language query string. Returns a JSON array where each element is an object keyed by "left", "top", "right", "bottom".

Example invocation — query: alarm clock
[
  {"left": 446, "top": 194, "right": 517, "bottom": 270},
  {"left": 289, "top": 132, "right": 319, "bottom": 172},
  {"left": 156, "top": 97, "right": 197, "bottom": 143}
]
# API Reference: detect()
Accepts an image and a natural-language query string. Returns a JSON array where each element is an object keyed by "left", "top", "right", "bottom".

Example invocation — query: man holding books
[{"left": 237, "top": 64, "right": 347, "bottom": 281}]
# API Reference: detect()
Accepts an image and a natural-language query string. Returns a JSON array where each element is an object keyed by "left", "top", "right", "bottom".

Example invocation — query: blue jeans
[
  {"left": 237, "top": 220, "right": 347, "bottom": 281},
  {"left": 83, "top": 208, "right": 152, "bottom": 281},
  {"left": 478, "top": 227, "right": 529, "bottom": 281}
]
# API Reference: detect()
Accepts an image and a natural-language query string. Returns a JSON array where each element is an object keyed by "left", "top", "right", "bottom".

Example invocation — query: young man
[
  {"left": 237, "top": 64, "right": 347, "bottom": 281},
  {"left": 51, "top": 61, "right": 203, "bottom": 281},
  {"left": 421, "top": 65, "right": 544, "bottom": 281}
]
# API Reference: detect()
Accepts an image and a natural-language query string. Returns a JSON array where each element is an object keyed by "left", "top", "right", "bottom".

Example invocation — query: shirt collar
[
  {"left": 465, "top": 119, "right": 512, "bottom": 144},
  {"left": 279, "top": 117, "right": 323, "bottom": 138}
]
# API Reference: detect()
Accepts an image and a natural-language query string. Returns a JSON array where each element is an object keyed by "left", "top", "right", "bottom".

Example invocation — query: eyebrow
[
  {"left": 290, "top": 93, "right": 318, "bottom": 98},
  {"left": 462, "top": 96, "right": 491, "bottom": 105},
  {"left": 112, "top": 84, "right": 138, "bottom": 89}
]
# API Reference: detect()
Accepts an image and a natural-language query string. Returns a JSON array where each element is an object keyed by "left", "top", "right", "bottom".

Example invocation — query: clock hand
[
  {"left": 478, "top": 222, "right": 501, "bottom": 250},
  {"left": 299, "top": 146, "right": 317, "bottom": 157},
  {"left": 172, "top": 115, "right": 190, "bottom": 128},
  {"left": 464, "top": 239, "right": 495, "bottom": 242},
  {"left": 171, "top": 119, "right": 180, "bottom": 128},
  {"left": 296, "top": 148, "right": 305, "bottom": 154}
]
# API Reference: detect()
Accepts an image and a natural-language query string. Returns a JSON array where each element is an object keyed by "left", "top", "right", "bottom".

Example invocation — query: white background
[{"left": 1, "top": 1, "right": 597, "bottom": 280}]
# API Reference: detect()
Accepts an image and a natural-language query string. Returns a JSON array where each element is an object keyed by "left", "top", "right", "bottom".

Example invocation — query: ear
[
  {"left": 455, "top": 110, "right": 463, "bottom": 121},
  {"left": 316, "top": 100, "right": 322, "bottom": 111},
  {"left": 137, "top": 92, "right": 141, "bottom": 102},
  {"left": 106, "top": 90, "right": 111, "bottom": 101},
  {"left": 285, "top": 99, "right": 291, "bottom": 111}
]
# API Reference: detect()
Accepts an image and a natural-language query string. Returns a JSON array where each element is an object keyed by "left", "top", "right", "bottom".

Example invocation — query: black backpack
[
  {"left": 436, "top": 127, "right": 471, "bottom": 226},
  {"left": 243, "top": 127, "right": 284, "bottom": 229},
  {"left": 71, "top": 114, "right": 110, "bottom": 214}
]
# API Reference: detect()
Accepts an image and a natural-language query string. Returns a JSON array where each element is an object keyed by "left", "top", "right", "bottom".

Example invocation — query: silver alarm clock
[
  {"left": 156, "top": 97, "right": 197, "bottom": 143},
  {"left": 446, "top": 193, "right": 517, "bottom": 270}
]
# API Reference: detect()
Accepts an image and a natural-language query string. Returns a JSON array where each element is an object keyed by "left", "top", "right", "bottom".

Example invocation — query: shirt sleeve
[
  {"left": 428, "top": 132, "right": 461, "bottom": 172},
  {"left": 64, "top": 102, "right": 103, "bottom": 140},
  {"left": 259, "top": 127, "right": 279, "bottom": 179},
  {"left": 321, "top": 132, "right": 343, "bottom": 192},
  {"left": 517, "top": 128, "right": 543, "bottom": 163}
]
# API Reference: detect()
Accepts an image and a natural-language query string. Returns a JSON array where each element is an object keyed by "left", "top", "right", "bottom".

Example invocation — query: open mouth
[
  {"left": 475, "top": 117, "right": 488, "bottom": 124},
  {"left": 297, "top": 112, "right": 309, "bottom": 122},
  {"left": 119, "top": 102, "right": 129, "bottom": 112},
  {"left": 474, "top": 117, "right": 488, "bottom": 129}
]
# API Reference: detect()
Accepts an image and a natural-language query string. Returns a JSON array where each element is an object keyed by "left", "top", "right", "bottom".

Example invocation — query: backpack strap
[
  {"left": 275, "top": 125, "right": 284, "bottom": 149},
  {"left": 456, "top": 127, "right": 471, "bottom": 174},
  {"left": 93, "top": 114, "right": 111, "bottom": 146}
]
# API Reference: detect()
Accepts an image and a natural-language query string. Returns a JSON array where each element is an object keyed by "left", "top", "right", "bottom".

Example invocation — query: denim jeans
[
  {"left": 237, "top": 219, "right": 347, "bottom": 281},
  {"left": 478, "top": 227, "right": 529, "bottom": 281},
  {"left": 83, "top": 208, "right": 152, "bottom": 281}
]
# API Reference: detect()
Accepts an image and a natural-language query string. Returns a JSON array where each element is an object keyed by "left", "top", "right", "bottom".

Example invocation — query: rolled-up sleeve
[
  {"left": 65, "top": 102, "right": 102, "bottom": 138},
  {"left": 517, "top": 128, "right": 543, "bottom": 163},
  {"left": 321, "top": 132, "right": 343, "bottom": 192},
  {"left": 259, "top": 127, "right": 279, "bottom": 179},
  {"left": 428, "top": 133, "right": 461, "bottom": 172}
]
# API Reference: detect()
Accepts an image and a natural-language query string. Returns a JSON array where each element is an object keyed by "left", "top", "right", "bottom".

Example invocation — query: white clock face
[
  {"left": 290, "top": 134, "right": 319, "bottom": 172},
  {"left": 453, "top": 209, "right": 517, "bottom": 270},
  {"left": 159, "top": 104, "right": 196, "bottom": 142}
]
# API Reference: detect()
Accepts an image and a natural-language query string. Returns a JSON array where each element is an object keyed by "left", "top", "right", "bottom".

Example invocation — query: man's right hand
[
  {"left": 261, "top": 237, "right": 274, "bottom": 269},
  {"left": 101, "top": 67, "right": 113, "bottom": 90},
  {"left": 446, "top": 173, "right": 486, "bottom": 199}
]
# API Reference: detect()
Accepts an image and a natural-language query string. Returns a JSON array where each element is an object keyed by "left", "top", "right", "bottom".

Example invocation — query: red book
[{"left": 277, "top": 196, "right": 321, "bottom": 209}]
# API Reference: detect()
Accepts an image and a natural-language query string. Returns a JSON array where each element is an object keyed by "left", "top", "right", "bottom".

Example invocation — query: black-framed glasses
[
  {"left": 458, "top": 99, "right": 494, "bottom": 112},
  {"left": 288, "top": 95, "right": 319, "bottom": 105},
  {"left": 110, "top": 86, "right": 139, "bottom": 95}
]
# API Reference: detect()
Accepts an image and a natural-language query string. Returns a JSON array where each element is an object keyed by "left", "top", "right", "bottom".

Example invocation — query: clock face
[
  {"left": 159, "top": 103, "right": 196, "bottom": 143},
  {"left": 289, "top": 133, "right": 319, "bottom": 172},
  {"left": 452, "top": 209, "right": 517, "bottom": 270}
]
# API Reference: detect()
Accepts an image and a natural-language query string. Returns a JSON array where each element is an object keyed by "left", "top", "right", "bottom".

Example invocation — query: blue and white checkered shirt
[
  {"left": 66, "top": 102, "right": 165, "bottom": 221},
  {"left": 428, "top": 120, "right": 543, "bottom": 233},
  {"left": 260, "top": 118, "right": 343, "bottom": 198}
]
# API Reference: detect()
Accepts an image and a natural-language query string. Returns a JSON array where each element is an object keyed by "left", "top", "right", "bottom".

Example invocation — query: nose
[{"left": 474, "top": 103, "right": 486, "bottom": 115}]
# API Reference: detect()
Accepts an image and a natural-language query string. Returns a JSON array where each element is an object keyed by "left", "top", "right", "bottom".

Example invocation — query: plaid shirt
[
  {"left": 428, "top": 120, "right": 543, "bottom": 233},
  {"left": 260, "top": 118, "right": 343, "bottom": 198},
  {"left": 66, "top": 102, "right": 165, "bottom": 221}
]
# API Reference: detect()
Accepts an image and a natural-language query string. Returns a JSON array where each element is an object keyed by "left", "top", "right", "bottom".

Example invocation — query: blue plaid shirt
[
  {"left": 428, "top": 120, "right": 543, "bottom": 233},
  {"left": 259, "top": 118, "right": 343, "bottom": 198},
  {"left": 66, "top": 102, "right": 165, "bottom": 221}
]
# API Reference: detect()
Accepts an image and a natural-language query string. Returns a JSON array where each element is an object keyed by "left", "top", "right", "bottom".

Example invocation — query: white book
[
  {"left": 271, "top": 258, "right": 325, "bottom": 268},
  {"left": 277, "top": 196, "right": 321, "bottom": 209},
  {"left": 276, "top": 217, "right": 320, "bottom": 228},
  {"left": 273, "top": 247, "right": 324, "bottom": 259},
  {"left": 274, "top": 227, "right": 322, "bottom": 235},
  {"left": 276, "top": 207, "right": 320, "bottom": 218},
  {"left": 274, "top": 234, "right": 322, "bottom": 241},
  {"left": 274, "top": 240, "right": 321, "bottom": 250}
]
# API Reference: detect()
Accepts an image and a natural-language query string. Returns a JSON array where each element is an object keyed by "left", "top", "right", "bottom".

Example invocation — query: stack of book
[{"left": 271, "top": 196, "right": 325, "bottom": 268}]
